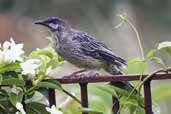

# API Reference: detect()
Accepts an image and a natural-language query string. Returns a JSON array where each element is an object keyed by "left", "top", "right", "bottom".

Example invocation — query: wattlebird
[{"left": 34, "top": 17, "right": 136, "bottom": 92}]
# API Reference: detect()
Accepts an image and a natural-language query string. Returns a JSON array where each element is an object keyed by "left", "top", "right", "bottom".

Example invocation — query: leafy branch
[{"left": 113, "top": 14, "right": 171, "bottom": 114}]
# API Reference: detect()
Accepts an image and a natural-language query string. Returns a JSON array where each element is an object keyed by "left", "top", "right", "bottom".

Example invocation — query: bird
[{"left": 34, "top": 17, "right": 136, "bottom": 92}]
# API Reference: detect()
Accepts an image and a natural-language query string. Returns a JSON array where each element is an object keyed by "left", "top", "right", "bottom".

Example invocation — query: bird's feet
[
  {"left": 62, "top": 70, "right": 99, "bottom": 79},
  {"left": 70, "top": 69, "right": 87, "bottom": 76},
  {"left": 86, "top": 71, "right": 100, "bottom": 78},
  {"left": 62, "top": 69, "right": 87, "bottom": 79}
]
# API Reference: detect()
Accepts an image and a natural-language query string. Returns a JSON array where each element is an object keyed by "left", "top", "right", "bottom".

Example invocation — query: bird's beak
[{"left": 34, "top": 20, "right": 47, "bottom": 26}]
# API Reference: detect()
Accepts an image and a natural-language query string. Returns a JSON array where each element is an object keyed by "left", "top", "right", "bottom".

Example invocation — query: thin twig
[
  {"left": 139, "top": 68, "right": 171, "bottom": 88},
  {"left": 117, "top": 14, "right": 144, "bottom": 59},
  {"left": 115, "top": 14, "right": 145, "bottom": 114},
  {"left": 62, "top": 89, "right": 81, "bottom": 104}
]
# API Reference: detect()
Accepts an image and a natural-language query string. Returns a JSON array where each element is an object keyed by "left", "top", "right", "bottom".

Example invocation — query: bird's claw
[
  {"left": 62, "top": 71, "right": 99, "bottom": 79},
  {"left": 62, "top": 74, "right": 83, "bottom": 79},
  {"left": 86, "top": 72, "right": 100, "bottom": 78}
]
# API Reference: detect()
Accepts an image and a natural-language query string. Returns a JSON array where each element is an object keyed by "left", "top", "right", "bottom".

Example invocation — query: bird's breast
[
  {"left": 56, "top": 45, "right": 103, "bottom": 68},
  {"left": 52, "top": 33, "right": 104, "bottom": 68}
]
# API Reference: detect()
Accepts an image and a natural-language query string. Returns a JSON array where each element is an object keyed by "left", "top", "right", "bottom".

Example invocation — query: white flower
[
  {"left": 0, "top": 41, "right": 10, "bottom": 63},
  {"left": 46, "top": 105, "right": 63, "bottom": 114},
  {"left": 21, "top": 59, "right": 41, "bottom": 75},
  {"left": 15, "top": 111, "right": 22, "bottom": 114},
  {"left": 3, "top": 40, "right": 11, "bottom": 51},
  {"left": 15, "top": 111, "right": 19, "bottom": 114},
  {"left": 16, "top": 102, "right": 26, "bottom": 114},
  {"left": 3, "top": 38, "right": 24, "bottom": 62},
  {"left": 0, "top": 38, "right": 24, "bottom": 63}
]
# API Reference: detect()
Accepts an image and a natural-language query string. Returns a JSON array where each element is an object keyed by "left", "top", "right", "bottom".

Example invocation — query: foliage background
[{"left": 0, "top": 0, "right": 171, "bottom": 114}]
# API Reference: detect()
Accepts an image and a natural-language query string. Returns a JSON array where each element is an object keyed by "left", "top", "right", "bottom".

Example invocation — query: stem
[
  {"left": 127, "top": 20, "right": 144, "bottom": 59},
  {"left": 116, "top": 15, "right": 146, "bottom": 114},
  {"left": 116, "top": 81, "right": 141, "bottom": 114},
  {"left": 116, "top": 14, "right": 170, "bottom": 114},
  {"left": 26, "top": 75, "right": 45, "bottom": 94},
  {"left": 26, "top": 85, "right": 38, "bottom": 94},
  {"left": 62, "top": 89, "right": 81, "bottom": 104},
  {"left": 118, "top": 15, "right": 145, "bottom": 59},
  {"left": 139, "top": 68, "right": 170, "bottom": 88},
  {"left": 118, "top": 14, "right": 145, "bottom": 90},
  {"left": 115, "top": 67, "right": 170, "bottom": 114}
]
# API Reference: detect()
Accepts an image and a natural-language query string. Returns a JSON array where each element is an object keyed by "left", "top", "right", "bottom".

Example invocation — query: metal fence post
[
  {"left": 144, "top": 80, "right": 152, "bottom": 114},
  {"left": 48, "top": 88, "right": 56, "bottom": 106},
  {"left": 79, "top": 83, "right": 88, "bottom": 114},
  {"left": 50, "top": 74, "right": 171, "bottom": 114},
  {"left": 112, "top": 96, "right": 120, "bottom": 114}
]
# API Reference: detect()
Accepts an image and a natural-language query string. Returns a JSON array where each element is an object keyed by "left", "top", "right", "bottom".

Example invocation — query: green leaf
[
  {"left": 9, "top": 92, "right": 23, "bottom": 106},
  {"left": 1, "top": 78, "right": 25, "bottom": 87},
  {"left": 100, "top": 84, "right": 144, "bottom": 114},
  {"left": 0, "top": 63, "right": 21, "bottom": 74},
  {"left": 120, "top": 98, "right": 144, "bottom": 114},
  {"left": 129, "top": 105, "right": 137, "bottom": 114},
  {"left": 29, "top": 48, "right": 55, "bottom": 59},
  {"left": 37, "top": 80, "right": 62, "bottom": 90},
  {"left": 152, "top": 83, "right": 171, "bottom": 102},
  {"left": 46, "top": 58, "right": 59, "bottom": 69},
  {"left": 128, "top": 59, "right": 143, "bottom": 64},
  {"left": 98, "top": 85, "right": 142, "bottom": 101},
  {"left": 79, "top": 107, "right": 103, "bottom": 114},
  {"left": 157, "top": 41, "right": 171, "bottom": 50},
  {"left": 0, "top": 74, "right": 2, "bottom": 85},
  {"left": 97, "top": 85, "right": 118, "bottom": 97},
  {"left": 58, "top": 56, "right": 64, "bottom": 62},
  {"left": 9, "top": 93, "right": 18, "bottom": 106},
  {"left": 26, "top": 102, "right": 50, "bottom": 114},
  {"left": 88, "top": 84, "right": 113, "bottom": 113},
  {"left": 28, "top": 91, "right": 46, "bottom": 103},
  {"left": 123, "top": 59, "right": 147, "bottom": 74},
  {"left": 127, "top": 104, "right": 145, "bottom": 114},
  {"left": 0, "top": 99, "right": 17, "bottom": 113},
  {"left": 146, "top": 49, "right": 157, "bottom": 59},
  {"left": 0, "top": 90, "right": 8, "bottom": 103},
  {"left": 150, "top": 57, "right": 165, "bottom": 65},
  {"left": 164, "top": 47, "right": 171, "bottom": 55}
]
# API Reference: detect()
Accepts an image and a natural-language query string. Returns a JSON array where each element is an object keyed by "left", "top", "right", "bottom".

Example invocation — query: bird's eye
[
  {"left": 52, "top": 21, "right": 57, "bottom": 24},
  {"left": 49, "top": 23, "right": 58, "bottom": 29}
]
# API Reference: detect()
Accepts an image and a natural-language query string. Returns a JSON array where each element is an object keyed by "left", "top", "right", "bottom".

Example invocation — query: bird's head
[{"left": 34, "top": 17, "right": 69, "bottom": 32}]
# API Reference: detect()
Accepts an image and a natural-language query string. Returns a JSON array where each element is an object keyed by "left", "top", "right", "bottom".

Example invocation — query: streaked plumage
[{"left": 34, "top": 17, "right": 136, "bottom": 92}]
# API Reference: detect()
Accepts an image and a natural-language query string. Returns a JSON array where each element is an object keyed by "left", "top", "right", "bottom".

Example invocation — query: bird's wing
[{"left": 72, "top": 32, "right": 126, "bottom": 67}]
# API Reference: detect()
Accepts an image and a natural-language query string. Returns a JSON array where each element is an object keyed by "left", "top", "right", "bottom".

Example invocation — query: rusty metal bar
[
  {"left": 55, "top": 73, "right": 171, "bottom": 84},
  {"left": 79, "top": 83, "right": 88, "bottom": 114},
  {"left": 144, "top": 80, "right": 152, "bottom": 114},
  {"left": 48, "top": 88, "right": 56, "bottom": 106},
  {"left": 112, "top": 96, "right": 120, "bottom": 114},
  {"left": 42, "top": 73, "right": 171, "bottom": 114}
]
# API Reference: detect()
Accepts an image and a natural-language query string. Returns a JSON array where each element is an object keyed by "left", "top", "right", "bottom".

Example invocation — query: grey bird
[{"left": 34, "top": 17, "right": 136, "bottom": 92}]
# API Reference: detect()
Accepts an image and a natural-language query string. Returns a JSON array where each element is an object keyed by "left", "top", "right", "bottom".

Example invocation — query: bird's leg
[
  {"left": 70, "top": 69, "right": 87, "bottom": 76},
  {"left": 86, "top": 70, "right": 100, "bottom": 78},
  {"left": 63, "top": 69, "right": 100, "bottom": 79},
  {"left": 63, "top": 69, "right": 87, "bottom": 78}
]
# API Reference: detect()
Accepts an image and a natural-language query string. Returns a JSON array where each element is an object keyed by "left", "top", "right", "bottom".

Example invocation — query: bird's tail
[
  {"left": 109, "top": 81, "right": 137, "bottom": 93},
  {"left": 105, "top": 63, "right": 137, "bottom": 93}
]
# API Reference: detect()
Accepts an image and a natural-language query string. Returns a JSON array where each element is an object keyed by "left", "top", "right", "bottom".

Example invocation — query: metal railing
[{"left": 48, "top": 73, "right": 171, "bottom": 114}]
